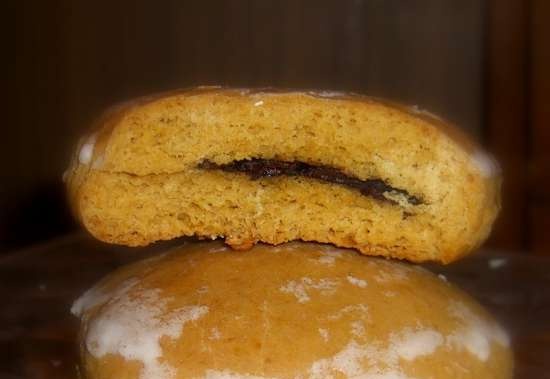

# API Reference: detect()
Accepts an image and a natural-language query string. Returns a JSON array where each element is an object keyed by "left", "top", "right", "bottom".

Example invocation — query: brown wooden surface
[
  {"left": 484, "top": 0, "right": 529, "bottom": 252},
  {"left": 1, "top": 233, "right": 550, "bottom": 378},
  {"left": 529, "top": 0, "right": 550, "bottom": 255},
  {"left": 484, "top": 0, "right": 550, "bottom": 256}
]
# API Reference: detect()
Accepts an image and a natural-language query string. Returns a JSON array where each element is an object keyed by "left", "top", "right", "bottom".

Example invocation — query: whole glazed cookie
[
  {"left": 72, "top": 242, "right": 512, "bottom": 379},
  {"left": 65, "top": 87, "right": 501, "bottom": 263}
]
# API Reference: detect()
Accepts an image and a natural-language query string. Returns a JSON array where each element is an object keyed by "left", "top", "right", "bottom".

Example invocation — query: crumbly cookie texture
[
  {"left": 74, "top": 242, "right": 512, "bottom": 379},
  {"left": 65, "top": 87, "right": 501, "bottom": 263}
]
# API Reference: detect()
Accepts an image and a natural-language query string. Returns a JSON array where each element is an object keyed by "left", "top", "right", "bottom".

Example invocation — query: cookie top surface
[{"left": 74, "top": 242, "right": 512, "bottom": 379}]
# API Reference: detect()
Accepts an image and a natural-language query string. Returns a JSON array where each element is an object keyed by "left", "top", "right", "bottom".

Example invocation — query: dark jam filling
[{"left": 198, "top": 158, "right": 422, "bottom": 206}]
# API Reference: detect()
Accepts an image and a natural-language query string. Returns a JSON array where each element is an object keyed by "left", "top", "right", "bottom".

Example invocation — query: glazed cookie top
[{"left": 74, "top": 242, "right": 512, "bottom": 379}]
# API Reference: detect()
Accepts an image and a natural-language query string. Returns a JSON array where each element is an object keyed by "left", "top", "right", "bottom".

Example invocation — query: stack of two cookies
[{"left": 67, "top": 88, "right": 512, "bottom": 379}]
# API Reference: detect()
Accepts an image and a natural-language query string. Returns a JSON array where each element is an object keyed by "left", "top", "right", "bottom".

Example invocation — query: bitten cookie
[
  {"left": 72, "top": 242, "right": 512, "bottom": 379},
  {"left": 65, "top": 87, "right": 500, "bottom": 262}
]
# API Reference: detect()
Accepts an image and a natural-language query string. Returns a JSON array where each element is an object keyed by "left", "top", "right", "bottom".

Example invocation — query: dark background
[{"left": 7, "top": 0, "right": 550, "bottom": 255}]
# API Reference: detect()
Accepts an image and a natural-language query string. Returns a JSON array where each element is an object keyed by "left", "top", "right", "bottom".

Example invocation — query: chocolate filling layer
[{"left": 198, "top": 159, "right": 422, "bottom": 206}]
